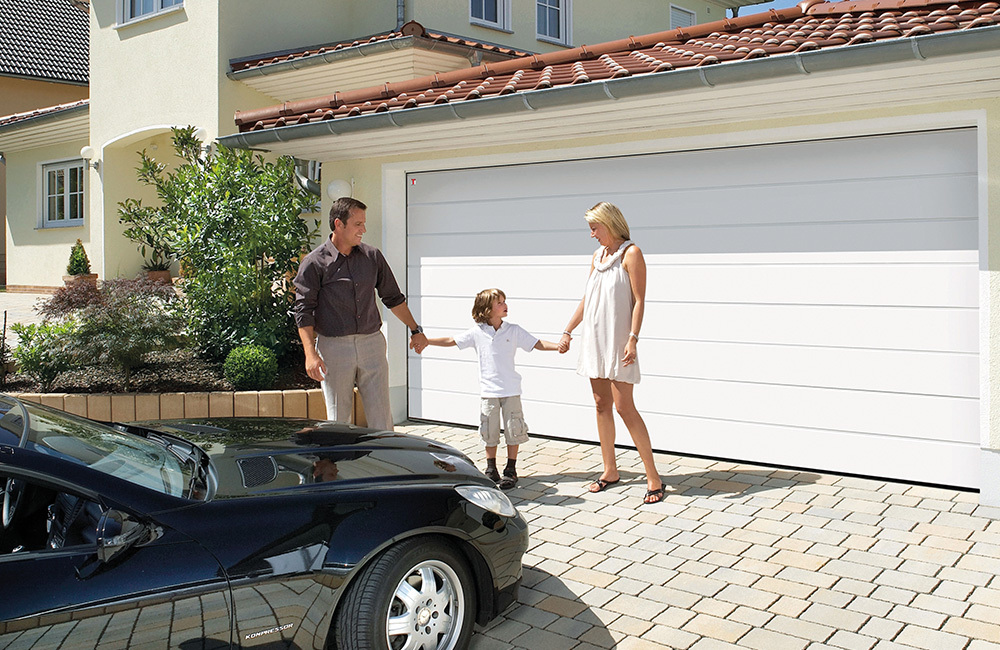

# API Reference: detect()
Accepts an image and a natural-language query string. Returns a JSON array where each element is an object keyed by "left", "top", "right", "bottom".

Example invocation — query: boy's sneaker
[
  {"left": 498, "top": 468, "right": 518, "bottom": 490},
  {"left": 484, "top": 466, "right": 501, "bottom": 484}
]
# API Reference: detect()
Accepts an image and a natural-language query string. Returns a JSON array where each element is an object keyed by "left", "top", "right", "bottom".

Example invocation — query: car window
[
  {"left": 0, "top": 473, "right": 102, "bottom": 555},
  {"left": 16, "top": 401, "right": 187, "bottom": 497}
]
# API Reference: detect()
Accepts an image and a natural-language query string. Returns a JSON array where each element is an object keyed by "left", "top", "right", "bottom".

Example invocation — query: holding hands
[{"left": 558, "top": 332, "right": 572, "bottom": 354}]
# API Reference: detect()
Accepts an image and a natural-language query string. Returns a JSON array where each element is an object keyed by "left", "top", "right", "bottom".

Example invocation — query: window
[
  {"left": 121, "top": 0, "right": 183, "bottom": 23},
  {"left": 670, "top": 5, "right": 697, "bottom": 29},
  {"left": 471, "top": 0, "right": 510, "bottom": 31},
  {"left": 537, "top": 0, "right": 571, "bottom": 45},
  {"left": 42, "top": 161, "right": 85, "bottom": 228}
]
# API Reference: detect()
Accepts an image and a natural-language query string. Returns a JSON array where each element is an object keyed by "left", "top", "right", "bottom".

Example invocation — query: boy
[{"left": 426, "top": 288, "right": 559, "bottom": 489}]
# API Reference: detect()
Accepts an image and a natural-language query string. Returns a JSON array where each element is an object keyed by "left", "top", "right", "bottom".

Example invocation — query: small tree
[
  {"left": 119, "top": 127, "right": 319, "bottom": 359},
  {"left": 69, "top": 278, "right": 184, "bottom": 391},
  {"left": 66, "top": 239, "right": 92, "bottom": 276}
]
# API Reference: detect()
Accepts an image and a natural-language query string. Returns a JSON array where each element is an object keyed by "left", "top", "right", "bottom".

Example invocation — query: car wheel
[{"left": 335, "top": 536, "right": 476, "bottom": 650}]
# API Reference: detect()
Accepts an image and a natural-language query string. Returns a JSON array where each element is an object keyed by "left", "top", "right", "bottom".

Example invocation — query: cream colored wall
[
  {"left": 1, "top": 77, "right": 89, "bottom": 286},
  {"left": 4, "top": 139, "right": 92, "bottom": 287},
  {"left": 406, "top": 0, "right": 728, "bottom": 52}
]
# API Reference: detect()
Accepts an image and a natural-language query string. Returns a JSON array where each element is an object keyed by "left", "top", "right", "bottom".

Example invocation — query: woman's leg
[
  {"left": 611, "top": 381, "right": 663, "bottom": 495},
  {"left": 589, "top": 378, "right": 620, "bottom": 490}
]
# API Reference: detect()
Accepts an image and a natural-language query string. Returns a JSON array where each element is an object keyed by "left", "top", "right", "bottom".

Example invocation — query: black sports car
[{"left": 0, "top": 394, "right": 527, "bottom": 649}]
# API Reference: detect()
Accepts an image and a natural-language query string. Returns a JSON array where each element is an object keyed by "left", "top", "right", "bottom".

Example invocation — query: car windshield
[{"left": 0, "top": 396, "right": 187, "bottom": 497}]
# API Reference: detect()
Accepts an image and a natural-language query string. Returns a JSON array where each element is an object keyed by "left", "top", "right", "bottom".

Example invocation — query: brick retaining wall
[{"left": 11, "top": 388, "right": 367, "bottom": 426}]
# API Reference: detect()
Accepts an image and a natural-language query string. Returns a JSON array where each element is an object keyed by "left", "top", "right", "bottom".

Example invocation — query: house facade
[
  {"left": 0, "top": 0, "right": 748, "bottom": 290},
  {"left": 0, "top": 0, "right": 89, "bottom": 286},
  {"left": 221, "top": 0, "right": 1000, "bottom": 506}
]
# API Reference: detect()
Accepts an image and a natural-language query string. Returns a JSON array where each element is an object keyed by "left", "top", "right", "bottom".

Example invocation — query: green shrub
[
  {"left": 118, "top": 126, "right": 319, "bottom": 359},
  {"left": 69, "top": 278, "right": 184, "bottom": 391},
  {"left": 224, "top": 344, "right": 278, "bottom": 390},
  {"left": 11, "top": 320, "right": 78, "bottom": 392},
  {"left": 66, "top": 239, "right": 92, "bottom": 276}
]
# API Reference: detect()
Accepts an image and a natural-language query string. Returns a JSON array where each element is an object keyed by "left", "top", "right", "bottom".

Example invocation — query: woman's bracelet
[
  {"left": 629, "top": 332, "right": 639, "bottom": 340},
  {"left": 562, "top": 330, "right": 573, "bottom": 337}
]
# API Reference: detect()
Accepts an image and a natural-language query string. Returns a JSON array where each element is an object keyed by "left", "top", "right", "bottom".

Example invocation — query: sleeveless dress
[{"left": 577, "top": 240, "right": 640, "bottom": 384}]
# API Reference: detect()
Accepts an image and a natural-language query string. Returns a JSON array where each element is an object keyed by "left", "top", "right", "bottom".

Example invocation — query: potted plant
[
  {"left": 63, "top": 239, "right": 98, "bottom": 287},
  {"left": 118, "top": 194, "right": 176, "bottom": 285}
]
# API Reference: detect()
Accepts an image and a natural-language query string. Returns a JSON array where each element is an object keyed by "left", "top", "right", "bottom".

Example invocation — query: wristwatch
[{"left": 411, "top": 325, "right": 424, "bottom": 335}]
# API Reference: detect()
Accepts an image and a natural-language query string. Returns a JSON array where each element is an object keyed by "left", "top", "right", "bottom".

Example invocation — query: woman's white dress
[{"left": 577, "top": 240, "right": 640, "bottom": 384}]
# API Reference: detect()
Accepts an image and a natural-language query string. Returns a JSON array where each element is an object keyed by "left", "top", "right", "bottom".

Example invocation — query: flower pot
[
  {"left": 63, "top": 273, "right": 98, "bottom": 287},
  {"left": 143, "top": 270, "right": 173, "bottom": 285}
]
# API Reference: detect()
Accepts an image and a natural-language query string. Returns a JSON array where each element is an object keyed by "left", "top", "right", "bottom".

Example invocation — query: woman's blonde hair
[
  {"left": 472, "top": 288, "right": 506, "bottom": 324},
  {"left": 584, "top": 202, "right": 630, "bottom": 241}
]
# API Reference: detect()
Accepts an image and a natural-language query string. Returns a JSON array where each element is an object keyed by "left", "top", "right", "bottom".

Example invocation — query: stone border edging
[{"left": 12, "top": 389, "right": 329, "bottom": 422}]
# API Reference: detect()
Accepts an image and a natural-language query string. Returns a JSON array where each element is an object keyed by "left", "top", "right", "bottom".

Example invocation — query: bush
[
  {"left": 224, "top": 344, "right": 278, "bottom": 390},
  {"left": 36, "top": 280, "right": 104, "bottom": 319},
  {"left": 119, "top": 126, "right": 319, "bottom": 359},
  {"left": 66, "top": 239, "right": 92, "bottom": 276},
  {"left": 69, "top": 278, "right": 185, "bottom": 391},
  {"left": 11, "top": 320, "right": 78, "bottom": 392}
]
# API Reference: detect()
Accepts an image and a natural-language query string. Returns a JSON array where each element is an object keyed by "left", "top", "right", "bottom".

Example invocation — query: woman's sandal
[
  {"left": 643, "top": 486, "right": 666, "bottom": 504},
  {"left": 589, "top": 478, "right": 620, "bottom": 493}
]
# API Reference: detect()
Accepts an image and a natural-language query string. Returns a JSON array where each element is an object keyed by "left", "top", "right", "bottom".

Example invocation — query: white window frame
[
  {"left": 536, "top": 0, "right": 571, "bottom": 46},
  {"left": 670, "top": 4, "right": 697, "bottom": 29},
  {"left": 116, "top": 0, "right": 184, "bottom": 26},
  {"left": 470, "top": 0, "right": 512, "bottom": 32},
  {"left": 38, "top": 159, "right": 86, "bottom": 229}
]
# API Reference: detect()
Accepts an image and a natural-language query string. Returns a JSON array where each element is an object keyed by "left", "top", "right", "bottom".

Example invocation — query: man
[{"left": 293, "top": 197, "right": 428, "bottom": 430}]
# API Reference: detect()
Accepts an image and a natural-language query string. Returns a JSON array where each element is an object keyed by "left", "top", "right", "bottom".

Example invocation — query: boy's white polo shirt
[{"left": 454, "top": 321, "right": 538, "bottom": 398}]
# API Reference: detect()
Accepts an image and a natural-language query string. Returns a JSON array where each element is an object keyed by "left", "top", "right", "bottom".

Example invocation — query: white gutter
[{"left": 218, "top": 26, "right": 1000, "bottom": 152}]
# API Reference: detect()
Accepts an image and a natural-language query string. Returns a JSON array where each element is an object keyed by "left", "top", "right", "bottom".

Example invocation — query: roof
[
  {"left": 233, "top": 0, "right": 1000, "bottom": 134},
  {"left": 0, "top": 98, "right": 88, "bottom": 129},
  {"left": 229, "top": 21, "right": 530, "bottom": 75},
  {"left": 0, "top": 0, "right": 89, "bottom": 84}
]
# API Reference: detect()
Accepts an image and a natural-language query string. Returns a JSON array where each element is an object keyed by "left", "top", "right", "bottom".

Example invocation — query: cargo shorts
[{"left": 479, "top": 395, "right": 529, "bottom": 447}]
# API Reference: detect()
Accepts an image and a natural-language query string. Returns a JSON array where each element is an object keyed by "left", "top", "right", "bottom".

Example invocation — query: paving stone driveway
[{"left": 400, "top": 423, "right": 1000, "bottom": 650}]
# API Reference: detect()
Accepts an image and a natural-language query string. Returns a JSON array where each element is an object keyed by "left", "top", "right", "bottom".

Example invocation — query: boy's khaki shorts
[{"left": 480, "top": 396, "right": 529, "bottom": 447}]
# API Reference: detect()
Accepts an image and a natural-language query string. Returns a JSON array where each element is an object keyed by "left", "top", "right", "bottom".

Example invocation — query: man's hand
[
  {"left": 410, "top": 332, "right": 429, "bottom": 354},
  {"left": 305, "top": 351, "right": 327, "bottom": 382}
]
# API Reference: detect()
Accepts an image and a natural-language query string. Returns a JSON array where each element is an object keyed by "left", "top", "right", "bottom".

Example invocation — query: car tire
[{"left": 334, "top": 536, "right": 476, "bottom": 650}]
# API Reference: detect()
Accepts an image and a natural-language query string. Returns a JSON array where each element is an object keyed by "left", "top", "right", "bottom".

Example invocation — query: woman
[{"left": 560, "top": 202, "right": 664, "bottom": 504}]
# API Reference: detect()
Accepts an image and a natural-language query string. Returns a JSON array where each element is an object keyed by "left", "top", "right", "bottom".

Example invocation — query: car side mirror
[{"left": 96, "top": 509, "right": 158, "bottom": 564}]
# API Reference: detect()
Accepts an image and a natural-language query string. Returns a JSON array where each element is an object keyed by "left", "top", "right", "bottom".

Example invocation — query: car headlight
[{"left": 455, "top": 485, "right": 517, "bottom": 518}]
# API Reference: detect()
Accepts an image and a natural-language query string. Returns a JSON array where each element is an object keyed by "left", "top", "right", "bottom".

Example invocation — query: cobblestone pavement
[
  {"left": 399, "top": 423, "right": 1000, "bottom": 650},
  {"left": 0, "top": 291, "right": 46, "bottom": 346}
]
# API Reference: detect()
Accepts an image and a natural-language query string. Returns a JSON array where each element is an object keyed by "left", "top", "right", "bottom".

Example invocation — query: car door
[{"left": 0, "top": 470, "right": 234, "bottom": 650}]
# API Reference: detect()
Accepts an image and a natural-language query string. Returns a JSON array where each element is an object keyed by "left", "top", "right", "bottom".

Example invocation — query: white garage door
[{"left": 407, "top": 129, "right": 980, "bottom": 489}]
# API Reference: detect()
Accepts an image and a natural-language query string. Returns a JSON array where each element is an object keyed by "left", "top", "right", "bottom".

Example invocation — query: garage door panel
[
  {"left": 406, "top": 174, "right": 977, "bottom": 236},
  {"left": 645, "top": 303, "right": 977, "bottom": 353},
  {"left": 406, "top": 130, "right": 976, "bottom": 205},
  {"left": 644, "top": 262, "right": 978, "bottom": 308},
  {"left": 636, "top": 375, "right": 977, "bottom": 443},
  {"left": 410, "top": 264, "right": 588, "bottom": 301},
  {"left": 408, "top": 217, "right": 976, "bottom": 259},
  {"left": 638, "top": 340, "right": 977, "bottom": 398}
]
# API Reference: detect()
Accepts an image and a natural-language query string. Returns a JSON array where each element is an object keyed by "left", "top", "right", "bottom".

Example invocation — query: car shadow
[{"left": 474, "top": 563, "right": 617, "bottom": 648}]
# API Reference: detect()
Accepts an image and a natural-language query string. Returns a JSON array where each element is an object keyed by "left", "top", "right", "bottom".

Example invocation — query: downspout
[
  {"left": 293, "top": 158, "right": 321, "bottom": 196},
  {"left": 397, "top": 0, "right": 405, "bottom": 29}
]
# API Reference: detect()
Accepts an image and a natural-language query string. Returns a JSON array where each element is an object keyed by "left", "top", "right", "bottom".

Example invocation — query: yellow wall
[
  {"left": 4, "top": 138, "right": 92, "bottom": 287},
  {"left": 0, "top": 77, "right": 88, "bottom": 286}
]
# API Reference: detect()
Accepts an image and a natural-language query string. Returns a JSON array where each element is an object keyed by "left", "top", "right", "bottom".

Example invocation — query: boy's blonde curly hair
[{"left": 472, "top": 288, "right": 506, "bottom": 324}]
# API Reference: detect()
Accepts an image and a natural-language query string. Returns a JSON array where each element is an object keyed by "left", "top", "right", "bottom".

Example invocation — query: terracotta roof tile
[
  {"left": 235, "top": 0, "right": 999, "bottom": 134},
  {"left": 0, "top": 0, "right": 89, "bottom": 84},
  {"left": 229, "top": 21, "right": 530, "bottom": 74},
  {"left": 0, "top": 98, "right": 89, "bottom": 129}
]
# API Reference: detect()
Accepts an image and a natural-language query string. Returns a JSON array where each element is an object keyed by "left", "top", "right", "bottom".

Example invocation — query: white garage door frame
[{"left": 380, "top": 111, "right": 990, "bottom": 490}]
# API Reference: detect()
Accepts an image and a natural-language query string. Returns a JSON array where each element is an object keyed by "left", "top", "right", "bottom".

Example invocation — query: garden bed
[{"left": 2, "top": 347, "right": 315, "bottom": 395}]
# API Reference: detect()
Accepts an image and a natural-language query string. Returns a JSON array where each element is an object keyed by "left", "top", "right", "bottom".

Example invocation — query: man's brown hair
[{"left": 329, "top": 197, "right": 367, "bottom": 230}]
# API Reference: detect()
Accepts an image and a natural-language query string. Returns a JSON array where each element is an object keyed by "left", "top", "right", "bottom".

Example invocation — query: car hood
[{"left": 141, "top": 418, "right": 483, "bottom": 498}]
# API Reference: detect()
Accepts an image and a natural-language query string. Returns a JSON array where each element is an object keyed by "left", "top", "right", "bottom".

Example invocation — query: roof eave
[{"left": 218, "top": 26, "right": 1000, "bottom": 153}]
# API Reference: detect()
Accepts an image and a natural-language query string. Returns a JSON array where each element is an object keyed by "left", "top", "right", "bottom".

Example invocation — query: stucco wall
[{"left": 4, "top": 139, "right": 92, "bottom": 288}]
